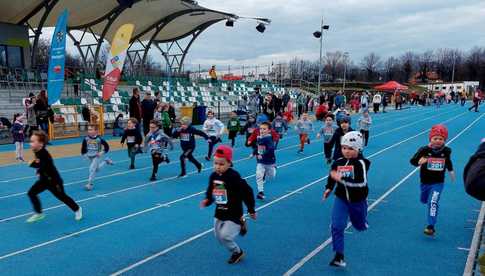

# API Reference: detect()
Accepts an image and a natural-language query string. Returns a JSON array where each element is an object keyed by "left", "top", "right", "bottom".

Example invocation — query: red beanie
[
  {"left": 214, "top": 145, "right": 233, "bottom": 162},
  {"left": 429, "top": 124, "right": 448, "bottom": 141}
]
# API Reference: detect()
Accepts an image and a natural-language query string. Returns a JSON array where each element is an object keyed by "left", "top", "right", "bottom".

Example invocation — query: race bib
[
  {"left": 324, "top": 128, "right": 334, "bottom": 136},
  {"left": 180, "top": 133, "right": 190, "bottom": 141},
  {"left": 337, "top": 165, "right": 354, "bottom": 179},
  {"left": 427, "top": 158, "right": 445, "bottom": 171},
  {"left": 206, "top": 124, "right": 214, "bottom": 131},
  {"left": 230, "top": 121, "right": 237, "bottom": 126},
  {"left": 212, "top": 180, "right": 228, "bottom": 204},
  {"left": 127, "top": 136, "right": 135, "bottom": 143},
  {"left": 258, "top": 145, "right": 266, "bottom": 155},
  {"left": 275, "top": 122, "right": 282, "bottom": 128}
]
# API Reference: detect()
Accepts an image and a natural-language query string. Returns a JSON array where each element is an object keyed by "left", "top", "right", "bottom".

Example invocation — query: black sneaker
[
  {"left": 129, "top": 164, "right": 135, "bottom": 170},
  {"left": 177, "top": 173, "right": 187, "bottom": 178},
  {"left": 329, "top": 253, "right": 346, "bottom": 267},
  {"left": 424, "top": 225, "right": 435, "bottom": 236},
  {"left": 227, "top": 250, "right": 244, "bottom": 264},
  {"left": 326, "top": 158, "right": 332, "bottom": 165},
  {"left": 197, "top": 165, "right": 202, "bottom": 173},
  {"left": 165, "top": 157, "right": 170, "bottom": 164},
  {"left": 256, "top": 192, "right": 265, "bottom": 200},
  {"left": 307, "top": 138, "right": 310, "bottom": 144},
  {"left": 149, "top": 175, "right": 157, "bottom": 181}
]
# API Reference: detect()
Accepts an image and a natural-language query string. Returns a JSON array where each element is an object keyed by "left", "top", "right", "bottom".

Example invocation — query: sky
[{"left": 39, "top": 0, "right": 485, "bottom": 71}]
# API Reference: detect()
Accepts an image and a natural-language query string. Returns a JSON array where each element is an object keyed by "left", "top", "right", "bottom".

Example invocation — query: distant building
[{"left": 419, "top": 81, "right": 480, "bottom": 95}]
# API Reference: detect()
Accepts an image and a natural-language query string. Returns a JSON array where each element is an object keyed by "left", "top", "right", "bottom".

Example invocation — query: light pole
[
  {"left": 342, "top": 52, "right": 349, "bottom": 92},
  {"left": 313, "top": 17, "right": 329, "bottom": 94}
]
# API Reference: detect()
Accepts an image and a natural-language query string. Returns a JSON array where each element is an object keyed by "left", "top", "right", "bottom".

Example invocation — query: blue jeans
[
  {"left": 331, "top": 197, "right": 368, "bottom": 254},
  {"left": 420, "top": 183, "right": 444, "bottom": 226}
]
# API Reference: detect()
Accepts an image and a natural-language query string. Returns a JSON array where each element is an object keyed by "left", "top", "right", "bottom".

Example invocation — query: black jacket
[
  {"left": 172, "top": 125, "right": 208, "bottom": 151},
  {"left": 326, "top": 157, "right": 371, "bottom": 202},
  {"left": 464, "top": 142, "right": 485, "bottom": 200},
  {"left": 129, "top": 96, "right": 141, "bottom": 121},
  {"left": 121, "top": 128, "right": 143, "bottom": 145},
  {"left": 30, "top": 147, "right": 62, "bottom": 184},
  {"left": 329, "top": 127, "right": 354, "bottom": 160},
  {"left": 205, "top": 168, "right": 256, "bottom": 224},
  {"left": 410, "top": 145, "right": 453, "bottom": 184}
]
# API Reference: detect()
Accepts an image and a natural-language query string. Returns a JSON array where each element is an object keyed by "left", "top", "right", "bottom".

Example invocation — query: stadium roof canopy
[
  {"left": 0, "top": 0, "right": 267, "bottom": 70},
  {"left": 0, "top": 0, "right": 237, "bottom": 42}
]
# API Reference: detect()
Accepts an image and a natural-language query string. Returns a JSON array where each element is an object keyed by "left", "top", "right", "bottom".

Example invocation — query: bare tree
[
  {"left": 383, "top": 56, "right": 400, "bottom": 81},
  {"left": 361, "top": 52, "right": 381, "bottom": 81},
  {"left": 324, "top": 51, "right": 344, "bottom": 82}
]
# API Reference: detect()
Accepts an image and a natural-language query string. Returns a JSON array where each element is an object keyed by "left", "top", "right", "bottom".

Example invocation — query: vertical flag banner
[
  {"left": 102, "top": 24, "right": 135, "bottom": 101},
  {"left": 47, "top": 9, "right": 68, "bottom": 105}
]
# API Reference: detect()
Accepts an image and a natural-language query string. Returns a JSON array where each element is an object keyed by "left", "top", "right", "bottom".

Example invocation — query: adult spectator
[
  {"left": 296, "top": 92, "right": 306, "bottom": 118},
  {"left": 209, "top": 65, "right": 217, "bottom": 84},
  {"left": 141, "top": 92, "right": 156, "bottom": 135},
  {"left": 361, "top": 91, "right": 370, "bottom": 111},
  {"left": 248, "top": 91, "right": 260, "bottom": 114},
  {"left": 468, "top": 89, "right": 482, "bottom": 112},
  {"left": 25, "top": 93, "right": 37, "bottom": 137},
  {"left": 168, "top": 102, "right": 176, "bottom": 124},
  {"left": 262, "top": 94, "right": 275, "bottom": 121},
  {"left": 282, "top": 91, "right": 291, "bottom": 108},
  {"left": 274, "top": 94, "right": 283, "bottom": 114},
  {"left": 394, "top": 90, "right": 402, "bottom": 110},
  {"left": 334, "top": 91, "right": 345, "bottom": 109},
  {"left": 463, "top": 138, "right": 485, "bottom": 200},
  {"left": 382, "top": 93, "right": 389, "bottom": 113},
  {"left": 372, "top": 92, "right": 382, "bottom": 113},
  {"left": 129, "top": 88, "right": 142, "bottom": 122},
  {"left": 34, "top": 90, "right": 49, "bottom": 134}
]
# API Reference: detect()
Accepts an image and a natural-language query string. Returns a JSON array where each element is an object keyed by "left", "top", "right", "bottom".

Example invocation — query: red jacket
[{"left": 247, "top": 128, "right": 280, "bottom": 145}]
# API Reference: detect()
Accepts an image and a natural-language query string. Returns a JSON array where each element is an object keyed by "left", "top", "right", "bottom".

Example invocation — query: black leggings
[
  {"left": 28, "top": 180, "right": 79, "bottom": 214},
  {"left": 360, "top": 129, "right": 370, "bottom": 146},
  {"left": 228, "top": 131, "right": 238, "bottom": 147},
  {"left": 324, "top": 142, "right": 333, "bottom": 159},
  {"left": 151, "top": 152, "right": 167, "bottom": 176},
  {"left": 180, "top": 148, "right": 201, "bottom": 175},
  {"left": 207, "top": 136, "right": 221, "bottom": 158}
]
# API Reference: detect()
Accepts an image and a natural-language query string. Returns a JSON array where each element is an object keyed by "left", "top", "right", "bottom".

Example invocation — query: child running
[
  {"left": 26, "top": 131, "right": 82, "bottom": 223},
  {"left": 328, "top": 115, "right": 353, "bottom": 161},
  {"left": 242, "top": 114, "right": 258, "bottom": 157},
  {"left": 121, "top": 118, "right": 143, "bottom": 169},
  {"left": 227, "top": 111, "right": 241, "bottom": 147},
  {"left": 145, "top": 120, "right": 173, "bottom": 181},
  {"left": 203, "top": 110, "right": 225, "bottom": 161},
  {"left": 323, "top": 131, "right": 370, "bottom": 267},
  {"left": 172, "top": 116, "right": 209, "bottom": 178},
  {"left": 11, "top": 113, "right": 25, "bottom": 162},
  {"left": 81, "top": 124, "right": 113, "bottom": 191},
  {"left": 317, "top": 113, "right": 337, "bottom": 164},
  {"left": 255, "top": 122, "right": 276, "bottom": 200},
  {"left": 200, "top": 145, "right": 256, "bottom": 264},
  {"left": 410, "top": 124, "right": 455, "bottom": 236},
  {"left": 358, "top": 110, "right": 372, "bottom": 147},
  {"left": 271, "top": 112, "right": 288, "bottom": 149},
  {"left": 295, "top": 113, "right": 313, "bottom": 153}
]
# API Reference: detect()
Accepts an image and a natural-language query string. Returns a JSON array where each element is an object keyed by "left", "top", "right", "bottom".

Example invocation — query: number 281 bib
[
  {"left": 212, "top": 180, "right": 228, "bottom": 204},
  {"left": 427, "top": 157, "right": 445, "bottom": 171}
]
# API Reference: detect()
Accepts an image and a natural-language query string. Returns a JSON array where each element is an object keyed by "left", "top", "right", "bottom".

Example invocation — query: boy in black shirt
[
  {"left": 200, "top": 145, "right": 256, "bottom": 264},
  {"left": 324, "top": 131, "right": 370, "bottom": 268},
  {"left": 26, "top": 131, "right": 82, "bottom": 223},
  {"left": 410, "top": 124, "right": 455, "bottom": 236}
]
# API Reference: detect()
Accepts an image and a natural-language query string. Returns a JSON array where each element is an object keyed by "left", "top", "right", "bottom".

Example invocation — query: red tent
[{"left": 374, "top": 81, "right": 408, "bottom": 91}]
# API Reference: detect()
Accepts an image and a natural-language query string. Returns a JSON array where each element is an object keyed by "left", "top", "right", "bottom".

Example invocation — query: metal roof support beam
[{"left": 23, "top": 0, "right": 59, "bottom": 68}]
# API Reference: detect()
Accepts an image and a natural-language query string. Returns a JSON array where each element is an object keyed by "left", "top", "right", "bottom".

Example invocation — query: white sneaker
[
  {"left": 85, "top": 183, "right": 94, "bottom": 191},
  {"left": 105, "top": 158, "right": 114, "bottom": 165},
  {"left": 75, "top": 207, "right": 83, "bottom": 221},
  {"left": 26, "top": 213, "right": 45, "bottom": 223}
]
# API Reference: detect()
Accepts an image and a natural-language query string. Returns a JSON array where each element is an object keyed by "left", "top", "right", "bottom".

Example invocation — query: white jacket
[
  {"left": 203, "top": 117, "right": 225, "bottom": 137},
  {"left": 373, "top": 94, "right": 382, "bottom": 104}
]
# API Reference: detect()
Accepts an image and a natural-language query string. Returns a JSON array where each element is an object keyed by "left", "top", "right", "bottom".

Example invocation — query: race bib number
[
  {"left": 427, "top": 158, "right": 445, "bottom": 171},
  {"left": 230, "top": 121, "right": 237, "bottom": 126},
  {"left": 180, "top": 133, "right": 190, "bottom": 141},
  {"left": 324, "top": 128, "right": 334, "bottom": 136},
  {"left": 127, "top": 136, "right": 135, "bottom": 143},
  {"left": 337, "top": 165, "right": 354, "bottom": 179},
  {"left": 257, "top": 145, "right": 266, "bottom": 155},
  {"left": 212, "top": 180, "right": 228, "bottom": 204}
]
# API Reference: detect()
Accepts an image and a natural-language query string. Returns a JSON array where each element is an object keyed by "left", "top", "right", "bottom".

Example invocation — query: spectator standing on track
[
  {"left": 203, "top": 110, "right": 225, "bottom": 161},
  {"left": 129, "top": 88, "right": 142, "bottom": 124},
  {"left": 200, "top": 145, "right": 256, "bottom": 264},
  {"left": 141, "top": 92, "right": 156, "bottom": 135},
  {"left": 372, "top": 93, "right": 381, "bottom": 113},
  {"left": 410, "top": 124, "right": 455, "bottom": 236},
  {"left": 323, "top": 131, "right": 370, "bottom": 268}
]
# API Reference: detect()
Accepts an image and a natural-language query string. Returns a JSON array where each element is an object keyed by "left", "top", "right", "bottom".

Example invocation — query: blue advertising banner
[{"left": 47, "top": 9, "right": 68, "bottom": 105}]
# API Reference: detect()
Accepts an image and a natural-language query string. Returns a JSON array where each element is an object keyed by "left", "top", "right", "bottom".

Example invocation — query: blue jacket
[
  {"left": 257, "top": 134, "right": 276, "bottom": 165},
  {"left": 172, "top": 125, "right": 208, "bottom": 151}
]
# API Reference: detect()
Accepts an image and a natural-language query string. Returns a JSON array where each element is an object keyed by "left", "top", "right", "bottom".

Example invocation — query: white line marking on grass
[{"left": 283, "top": 112, "right": 485, "bottom": 276}]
